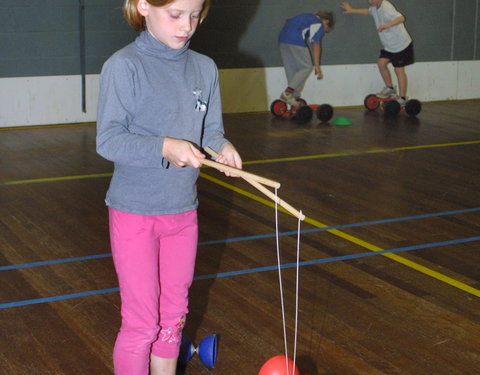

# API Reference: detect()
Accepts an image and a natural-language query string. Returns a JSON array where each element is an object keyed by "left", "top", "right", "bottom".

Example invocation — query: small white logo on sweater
[{"left": 193, "top": 89, "right": 207, "bottom": 112}]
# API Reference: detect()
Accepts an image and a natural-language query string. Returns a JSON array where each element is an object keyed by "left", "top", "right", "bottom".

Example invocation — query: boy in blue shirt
[{"left": 278, "top": 11, "right": 335, "bottom": 106}]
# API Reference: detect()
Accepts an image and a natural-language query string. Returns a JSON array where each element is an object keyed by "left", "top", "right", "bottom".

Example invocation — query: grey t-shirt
[
  {"left": 96, "top": 31, "right": 229, "bottom": 215},
  {"left": 369, "top": 1, "right": 412, "bottom": 52}
]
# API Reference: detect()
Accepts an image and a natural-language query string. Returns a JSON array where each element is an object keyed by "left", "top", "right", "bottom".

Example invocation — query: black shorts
[{"left": 379, "top": 43, "right": 414, "bottom": 67}]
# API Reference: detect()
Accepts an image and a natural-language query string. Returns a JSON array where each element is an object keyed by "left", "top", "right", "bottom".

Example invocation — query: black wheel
[
  {"left": 293, "top": 105, "right": 313, "bottom": 124},
  {"left": 316, "top": 104, "right": 334, "bottom": 122},
  {"left": 405, "top": 99, "right": 422, "bottom": 116},
  {"left": 384, "top": 100, "right": 401, "bottom": 117},
  {"left": 364, "top": 94, "right": 380, "bottom": 111},
  {"left": 270, "top": 100, "right": 287, "bottom": 117}
]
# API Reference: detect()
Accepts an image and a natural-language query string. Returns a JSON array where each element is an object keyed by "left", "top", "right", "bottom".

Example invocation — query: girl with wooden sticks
[{"left": 96, "top": 0, "right": 241, "bottom": 374}]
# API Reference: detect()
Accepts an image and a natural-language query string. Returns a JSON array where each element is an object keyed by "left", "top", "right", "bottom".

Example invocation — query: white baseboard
[{"left": 1, "top": 61, "right": 479, "bottom": 127}]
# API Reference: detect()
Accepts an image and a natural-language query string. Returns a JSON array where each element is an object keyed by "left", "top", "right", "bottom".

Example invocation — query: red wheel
[
  {"left": 364, "top": 94, "right": 380, "bottom": 111},
  {"left": 270, "top": 100, "right": 287, "bottom": 117}
]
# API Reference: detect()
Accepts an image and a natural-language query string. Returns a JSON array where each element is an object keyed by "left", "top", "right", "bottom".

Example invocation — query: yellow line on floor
[
  {"left": 0, "top": 122, "right": 95, "bottom": 131},
  {"left": 2, "top": 173, "right": 112, "bottom": 185},
  {"left": 2, "top": 140, "right": 479, "bottom": 186},
  {"left": 243, "top": 139, "right": 480, "bottom": 165},
  {"left": 2, "top": 166, "right": 478, "bottom": 297},
  {"left": 201, "top": 172, "right": 480, "bottom": 298}
]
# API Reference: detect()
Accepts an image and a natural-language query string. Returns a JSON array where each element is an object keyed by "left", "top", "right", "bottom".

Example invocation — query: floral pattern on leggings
[{"left": 159, "top": 316, "right": 186, "bottom": 345}]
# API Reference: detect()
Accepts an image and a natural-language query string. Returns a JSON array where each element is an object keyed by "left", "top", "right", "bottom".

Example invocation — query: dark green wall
[
  {"left": 1, "top": 0, "right": 479, "bottom": 78},
  {"left": 0, "top": 0, "right": 137, "bottom": 77}
]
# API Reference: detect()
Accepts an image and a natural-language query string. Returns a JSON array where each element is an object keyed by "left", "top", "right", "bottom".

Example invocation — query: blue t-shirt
[{"left": 278, "top": 13, "right": 325, "bottom": 46}]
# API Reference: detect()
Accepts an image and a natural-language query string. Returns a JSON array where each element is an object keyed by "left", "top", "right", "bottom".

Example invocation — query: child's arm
[
  {"left": 216, "top": 143, "right": 242, "bottom": 176},
  {"left": 340, "top": 2, "right": 369, "bottom": 15},
  {"left": 162, "top": 137, "right": 205, "bottom": 168},
  {"left": 312, "top": 42, "right": 323, "bottom": 80},
  {"left": 377, "top": 15, "right": 405, "bottom": 32}
]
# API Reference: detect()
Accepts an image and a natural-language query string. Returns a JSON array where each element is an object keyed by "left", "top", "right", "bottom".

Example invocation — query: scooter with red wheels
[
  {"left": 364, "top": 94, "right": 422, "bottom": 117},
  {"left": 270, "top": 99, "right": 334, "bottom": 124}
]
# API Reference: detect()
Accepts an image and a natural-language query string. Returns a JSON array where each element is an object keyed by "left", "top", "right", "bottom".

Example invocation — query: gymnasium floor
[{"left": 1, "top": 100, "right": 479, "bottom": 374}]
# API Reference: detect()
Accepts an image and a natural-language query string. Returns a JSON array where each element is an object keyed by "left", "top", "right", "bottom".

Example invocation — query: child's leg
[
  {"left": 394, "top": 66, "right": 407, "bottom": 98},
  {"left": 280, "top": 43, "right": 313, "bottom": 98},
  {"left": 151, "top": 210, "right": 198, "bottom": 370},
  {"left": 109, "top": 208, "right": 162, "bottom": 375},
  {"left": 377, "top": 57, "right": 393, "bottom": 88},
  {"left": 150, "top": 356, "right": 178, "bottom": 375}
]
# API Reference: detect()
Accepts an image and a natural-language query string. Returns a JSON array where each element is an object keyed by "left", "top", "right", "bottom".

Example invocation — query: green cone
[{"left": 332, "top": 116, "right": 352, "bottom": 126}]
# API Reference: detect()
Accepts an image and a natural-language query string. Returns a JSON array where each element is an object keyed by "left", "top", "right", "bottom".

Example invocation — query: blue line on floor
[
  {"left": 195, "top": 235, "right": 480, "bottom": 280},
  {"left": 202, "top": 206, "right": 480, "bottom": 246},
  {"left": 0, "top": 253, "right": 112, "bottom": 271},
  {"left": 0, "top": 288, "right": 120, "bottom": 309},
  {"left": 1, "top": 235, "right": 479, "bottom": 309},
  {"left": 2, "top": 207, "right": 479, "bottom": 272}
]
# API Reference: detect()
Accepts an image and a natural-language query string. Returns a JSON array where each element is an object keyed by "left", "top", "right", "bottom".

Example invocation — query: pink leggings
[{"left": 109, "top": 208, "right": 198, "bottom": 375}]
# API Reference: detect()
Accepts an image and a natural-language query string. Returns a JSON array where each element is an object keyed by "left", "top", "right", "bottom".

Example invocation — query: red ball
[{"left": 258, "top": 355, "right": 300, "bottom": 375}]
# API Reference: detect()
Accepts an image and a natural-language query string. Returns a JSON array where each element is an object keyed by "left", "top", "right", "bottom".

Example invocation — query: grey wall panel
[
  {"left": 84, "top": 1, "right": 138, "bottom": 73},
  {"left": 452, "top": 0, "right": 477, "bottom": 60},
  {"left": 0, "top": 0, "right": 478, "bottom": 77},
  {"left": 191, "top": 0, "right": 478, "bottom": 67},
  {"left": 398, "top": 0, "right": 454, "bottom": 61},
  {"left": 0, "top": 1, "right": 79, "bottom": 76}
]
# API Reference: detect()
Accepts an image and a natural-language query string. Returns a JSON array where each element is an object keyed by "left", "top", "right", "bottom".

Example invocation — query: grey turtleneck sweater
[{"left": 96, "top": 31, "right": 229, "bottom": 215}]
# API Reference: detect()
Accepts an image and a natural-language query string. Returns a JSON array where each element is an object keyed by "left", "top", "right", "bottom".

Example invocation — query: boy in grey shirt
[{"left": 341, "top": 0, "right": 414, "bottom": 104}]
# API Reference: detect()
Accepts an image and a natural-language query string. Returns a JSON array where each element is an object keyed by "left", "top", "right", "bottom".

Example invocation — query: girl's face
[
  {"left": 368, "top": 0, "right": 382, "bottom": 7},
  {"left": 137, "top": 0, "right": 205, "bottom": 49}
]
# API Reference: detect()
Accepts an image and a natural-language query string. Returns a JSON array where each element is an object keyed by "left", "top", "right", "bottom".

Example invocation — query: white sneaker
[
  {"left": 280, "top": 91, "right": 301, "bottom": 106},
  {"left": 377, "top": 86, "right": 397, "bottom": 98},
  {"left": 396, "top": 96, "right": 407, "bottom": 106}
]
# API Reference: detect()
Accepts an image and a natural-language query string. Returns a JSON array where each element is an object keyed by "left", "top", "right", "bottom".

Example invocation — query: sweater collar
[{"left": 135, "top": 30, "right": 189, "bottom": 60}]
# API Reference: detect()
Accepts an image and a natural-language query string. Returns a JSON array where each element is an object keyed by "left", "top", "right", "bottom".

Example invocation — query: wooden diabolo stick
[
  {"left": 245, "top": 178, "right": 305, "bottom": 221},
  {"left": 202, "top": 147, "right": 305, "bottom": 221},
  {"left": 198, "top": 158, "right": 280, "bottom": 189}
]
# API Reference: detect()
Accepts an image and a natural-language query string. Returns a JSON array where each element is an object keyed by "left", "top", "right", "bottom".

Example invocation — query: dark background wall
[{"left": 1, "top": 0, "right": 479, "bottom": 78}]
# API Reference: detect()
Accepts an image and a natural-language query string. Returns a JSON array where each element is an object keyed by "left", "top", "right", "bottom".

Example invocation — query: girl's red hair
[{"left": 124, "top": 0, "right": 211, "bottom": 31}]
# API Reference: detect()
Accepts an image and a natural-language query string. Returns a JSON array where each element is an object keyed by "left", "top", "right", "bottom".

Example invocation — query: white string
[
  {"left": 292, "top": 212, "right": 302, "bottom": 374},
  {"left": 274, "top": 189, "right": 302, "bottom": 375},
  {"left": 274, "top": 188, "right": 289, "bottom": 373}
]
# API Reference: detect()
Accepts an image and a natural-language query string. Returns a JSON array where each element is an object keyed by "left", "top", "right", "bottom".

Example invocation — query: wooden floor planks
[{"left": 1, "top": 100, "right": 479, "bottom": 374}]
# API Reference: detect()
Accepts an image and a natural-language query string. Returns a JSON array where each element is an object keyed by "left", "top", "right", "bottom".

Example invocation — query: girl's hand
[
  {"left": 216, "top": 143, "right": 242, "bottom": 177},
  {"left": 315, "top": 66, "right": 323, "bottom": 80},
  {"left": 162, "top": 137, "right": 205, "bottom": 168}
]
